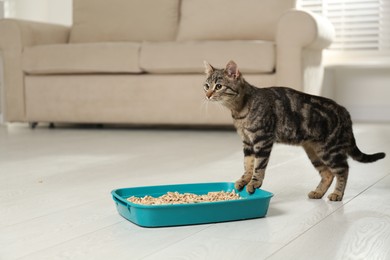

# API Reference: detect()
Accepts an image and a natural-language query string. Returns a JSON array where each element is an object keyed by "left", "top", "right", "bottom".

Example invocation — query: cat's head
[{"left": 203, "top": 60, "right": 243, "bottom": 104}]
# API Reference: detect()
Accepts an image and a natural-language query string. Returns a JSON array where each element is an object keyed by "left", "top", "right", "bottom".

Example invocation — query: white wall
[{"left": 7, "top": 0, "right": 72, "bottom": 25}]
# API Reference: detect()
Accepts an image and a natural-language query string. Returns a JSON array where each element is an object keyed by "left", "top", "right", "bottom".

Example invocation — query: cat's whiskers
[
  {"left": 201, "top": 95, "right": 227, "bottom": 118},
  {"left": 200, "top": 97, "right": 210, "bottom": 119},
  {"left": 215, "top": 100, "right": 225, "bottom": 113}
]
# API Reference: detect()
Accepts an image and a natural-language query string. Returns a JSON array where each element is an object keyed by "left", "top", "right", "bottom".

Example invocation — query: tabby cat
[{"left": 203, "top": 60, "right": 385, "bottom": 201}]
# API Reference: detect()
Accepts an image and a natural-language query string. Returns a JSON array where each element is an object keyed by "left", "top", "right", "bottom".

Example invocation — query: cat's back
[
  {"left": 265, "top": 86, "right": 346, "bottom": 113},
  {"left": 265, "top": 86, "right": 351, "bottom": 142}
]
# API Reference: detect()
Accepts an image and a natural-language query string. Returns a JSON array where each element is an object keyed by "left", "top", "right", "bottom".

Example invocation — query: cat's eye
[
  {"left": 215, "top": 84, "right": 223, "bottom": 90},
  {"left": 204, "top": 84, "right": 210, "bottom": 91}
]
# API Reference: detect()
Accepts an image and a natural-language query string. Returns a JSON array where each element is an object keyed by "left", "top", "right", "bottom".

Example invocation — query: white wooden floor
[{"left": 1, "top": 123, "right": 389, "bottom": 260}]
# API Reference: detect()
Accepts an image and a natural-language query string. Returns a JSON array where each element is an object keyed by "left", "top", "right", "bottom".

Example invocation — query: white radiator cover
[{"left": 322, "top": 64, "right": 390, "bottom": 122}]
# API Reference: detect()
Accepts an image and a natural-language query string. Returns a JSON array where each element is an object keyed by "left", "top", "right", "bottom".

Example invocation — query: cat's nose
[{"left": 206, "top": 90, "right": 214, "bottom": 99}]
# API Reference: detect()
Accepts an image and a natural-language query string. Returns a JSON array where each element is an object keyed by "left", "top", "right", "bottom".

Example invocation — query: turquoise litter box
[{"left": 111, "top": 182, "right": 273, "bottom": 227}]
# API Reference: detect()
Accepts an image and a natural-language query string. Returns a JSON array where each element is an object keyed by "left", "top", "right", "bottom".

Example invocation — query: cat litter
[
  {"left": 127, "top": 190, "right": 241, "bottom": 205},
  {"left": 112, "top": 182, "right": 273, "bottom": 227}
]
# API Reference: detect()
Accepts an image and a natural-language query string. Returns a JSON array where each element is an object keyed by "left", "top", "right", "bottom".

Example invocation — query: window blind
[{"left": 299, "top": 0, "right": 390, "bottom": 52}]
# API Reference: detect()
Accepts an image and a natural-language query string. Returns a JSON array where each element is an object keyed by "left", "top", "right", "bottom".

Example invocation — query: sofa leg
[
  {"left": 29, "top": 122, "right": 38, "bottom": 129},
  {"left": 49, "top": 123, "right": 55, "bottom": 129}
]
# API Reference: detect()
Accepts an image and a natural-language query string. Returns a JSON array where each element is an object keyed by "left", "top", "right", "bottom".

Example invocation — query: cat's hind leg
[
  {"left": 318, "top": 146, "right": 349, "bottom": 201},
  {"left": 309, "top": 170, "right": 334, "bottom": 199},
  {"left": 303, "top": 143, "right": 334, "bottom": 199},
  {"left": 326, "top": 162, "right": 349, "bottom": 201}
]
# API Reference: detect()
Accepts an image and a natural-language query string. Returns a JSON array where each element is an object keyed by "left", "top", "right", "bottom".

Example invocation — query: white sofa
[{"left": 0, "top": 0, "right": 334, "bottom": 126}]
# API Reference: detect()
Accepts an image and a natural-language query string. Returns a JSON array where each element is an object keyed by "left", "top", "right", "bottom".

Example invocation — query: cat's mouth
[
  {"left": 205, "top": 91, "right": 225, "bottom": 102},
  {"left": 205, "top": 96, "right": 220, "bottom": 102}
]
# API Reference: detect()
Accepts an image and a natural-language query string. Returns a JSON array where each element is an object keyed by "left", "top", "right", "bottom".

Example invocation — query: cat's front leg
[
  {"left": 246, "top": 136, "right": 274, "bottom": 193},
  {"left": 235, "top": 141, "right": 254, "bottom": 190}
]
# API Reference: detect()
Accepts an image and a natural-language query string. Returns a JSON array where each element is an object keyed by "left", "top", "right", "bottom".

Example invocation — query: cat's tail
[{"left": 348, "top": 144, "right": 386, "bottom": 163}]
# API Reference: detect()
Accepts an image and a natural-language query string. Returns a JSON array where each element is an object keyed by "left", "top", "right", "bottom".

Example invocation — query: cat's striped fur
[{"left": 203, "top": 60, "right": 385, "bottom": 201}]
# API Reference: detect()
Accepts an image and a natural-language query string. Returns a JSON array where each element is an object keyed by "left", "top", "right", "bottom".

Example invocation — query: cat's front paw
[
  {"left": 234, "top": 179, "right": 248, "bottom": 191},
  {"left": 308, "top": 191, "right": 325, "bottom": 199},
  {"left": 246, "top": 180, "right": 263, "bottom": 194},
  {"left": 328, "top": 192, "right": 343, "bottom": 201}
]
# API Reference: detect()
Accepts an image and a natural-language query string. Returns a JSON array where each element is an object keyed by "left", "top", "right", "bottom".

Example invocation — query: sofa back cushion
[
  {"left": 177, "top": 0, "right": 296, "bottom": 41},
  {"left": 140, "top": 41, "right": 275, "bottom": 74},
  {"left": 70, "top": 0, "right": 180, "bottom": 43}
]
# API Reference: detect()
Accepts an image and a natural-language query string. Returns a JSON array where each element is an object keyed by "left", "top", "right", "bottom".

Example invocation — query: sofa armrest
[
  {"left": 0, "top": 19, "right": 70, "bottom": 49},
  {"left": 275, "top": 10, "right": 334, "bottom": 94},
  {"left": 276, "top": 9, "right": 334, "bottom": 49},
  {"left": 0, "top": 19, "right": 70, "bottom": 122}
]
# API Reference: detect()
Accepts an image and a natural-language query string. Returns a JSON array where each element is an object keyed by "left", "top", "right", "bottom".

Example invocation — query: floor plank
[
  {"left": 267, "top": 174, "right": 390, "bottom": 260},
  {"left": 0, "top": 123, "right": 389, "bottom": 260}
]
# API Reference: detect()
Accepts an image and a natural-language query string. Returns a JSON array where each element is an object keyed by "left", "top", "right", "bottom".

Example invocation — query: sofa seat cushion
[
  {"left": 70, "top": 0, "right": 180, "bottom": 43},
  {"left": 140, "top": 41, "right": 275, "bottom": 74},
  {"left": 22, "top": 42, "right": 142, "bottom": 74}
]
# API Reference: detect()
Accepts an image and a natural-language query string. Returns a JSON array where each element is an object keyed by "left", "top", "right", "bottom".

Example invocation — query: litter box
[{"left": 111, "top": 182, "right": 273, "bottom": 227}]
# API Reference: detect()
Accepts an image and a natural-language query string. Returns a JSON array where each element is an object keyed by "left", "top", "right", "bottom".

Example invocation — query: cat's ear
[
  {"left": 204, "top": 61, "right": 214, "bottom": 75},
  {"left": 226, "top": 60, "right": 240, "bottom": 79}
]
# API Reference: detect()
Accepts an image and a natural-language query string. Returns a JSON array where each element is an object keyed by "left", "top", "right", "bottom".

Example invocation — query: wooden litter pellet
[{"left": 127, "top": 190, "right": 241, "bottom": 205}]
